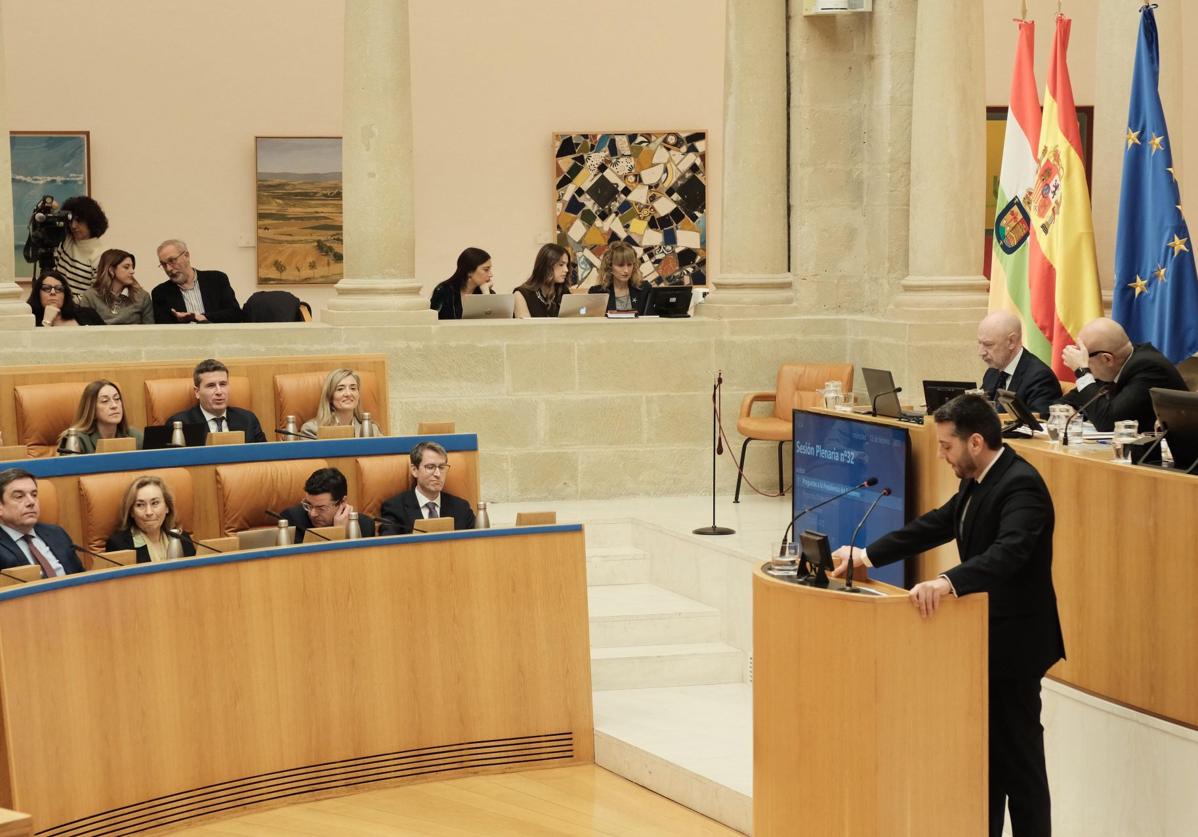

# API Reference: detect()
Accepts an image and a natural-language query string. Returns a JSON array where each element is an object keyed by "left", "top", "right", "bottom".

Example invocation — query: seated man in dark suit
[
  {"left": 1059, "top": 317, "right": 1188, "bottom": 432},
  {"left": 150, "top": 239, "right": 242, "bottom": 324},
  {"left": 978, "top": 310, "right": 1061, "bottom": 415},
  {"left": 167, "top": 358, "right": 268, "bottom": 443},
  {"left": 0, "top": 468, "right": 84, "bottom": 577},
  {"left": 380, "top": 441, "right": 475, "bottom": 534},
  {"left": 280, "top": 467, "right": 376, "bottom": 542}
]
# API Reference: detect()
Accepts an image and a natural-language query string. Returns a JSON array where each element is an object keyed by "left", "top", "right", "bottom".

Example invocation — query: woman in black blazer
[
  {"left": 587, "top": 241, "right": 647, "bottom": 312},
  {"left": 429, "top": 247, "right": 496, "bottom": 320},
  {"left": 106, "top": 475, "right": 196, "bottom": 563}
]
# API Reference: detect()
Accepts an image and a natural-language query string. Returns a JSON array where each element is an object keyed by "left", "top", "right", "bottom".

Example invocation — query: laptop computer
[
  {"left": 460, "top": 293, "right": 515, "bottom": 320},
  {"left": 922, "top": 380, "right": 976, "bottom": 413},
  {"left": 638, "top": 285, "right": 693, "bottom": 318},
  {"left": 142, "top": 422, "right": 208, "bottom": 450},
  {"left": 557, "top": 293, "right": 609, "bottom": 318},
  {"left": 862, "top": 368, "right": 924, "bottom": 421}
]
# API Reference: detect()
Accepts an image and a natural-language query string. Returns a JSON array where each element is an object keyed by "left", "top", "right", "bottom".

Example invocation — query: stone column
[
  {"left": 889, "top": 0, "right": 988, "bottom": 320},
  {"left": 700, "top": 0, "right": 795, "bottom": 317},
  {"left": 323, "top": 0, "right": 433, "bottom": 324},
  {"left": 0, "top": 5, "right": 34, "bottom": 330}
]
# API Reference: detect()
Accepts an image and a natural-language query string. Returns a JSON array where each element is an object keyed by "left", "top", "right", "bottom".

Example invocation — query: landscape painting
[
  {"left": 255, "top": 136, "right": 342, "bottom": 285},
  {"left": 9, "top": 131, "right": 89, "bottom": 276}
]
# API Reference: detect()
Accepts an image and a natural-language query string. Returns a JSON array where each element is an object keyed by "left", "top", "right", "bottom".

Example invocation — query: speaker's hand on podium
[
  {"left": 830, "top": 546, "right": 868, "bottom": 578},
  {"left": 909, "top": 578, "right": 952, "bottom": 618}
]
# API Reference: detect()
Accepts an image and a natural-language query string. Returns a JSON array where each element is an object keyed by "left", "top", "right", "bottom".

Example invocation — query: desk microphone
[
  {"left": 265, "top": 508, "right": 333, "bottom": 541},
  {"left": 845, "top": 487, "right": 890, "bottom": 592},
  {"left": 168, "top": 529, "right": 224, "bottom": 554},
  {"left": 0, "top": 569, "right": 30, "bottom": 583},
  {"left": 871, "top": 387, "right": 901, "bottom": 417},
  {"left": 780, "top": 477, "right": 877, "bottom": 561},
  {"left": 1061, "top": 386, "right": 1110, "bottom": 447},
  {"left": 1133, "top": 431, "right": 1167, "bottom": 466},
  {"left": 274, "top": 428, "right": 317, "bottom": 440},
  {"left": 72, "top": 543, "right": 126, "bottom": 568}
]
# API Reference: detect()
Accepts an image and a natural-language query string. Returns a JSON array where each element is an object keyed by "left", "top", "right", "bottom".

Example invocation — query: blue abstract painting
[{"left": 9, "top": 132, "right": 89, "bottom": 274}]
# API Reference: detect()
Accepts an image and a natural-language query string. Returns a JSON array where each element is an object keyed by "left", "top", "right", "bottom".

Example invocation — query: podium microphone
[
  {"left": 845, "top": 487, "right": 890, "bottom": 592},
  {"left": 780, "top": 477, "right": 877, "bottom": 559},
  {"left": 265, "top": 508, "right": 332, "bottom": 541},
  {"left": 72, "top": 543, "right": 126, "bottom": 568},
  {"left": 1062, "top": 386, "right": 1109, "bottom": 447},
  {"left": 871, "top": 387, "right": 901, "bottom": 417},
  {"left": 694, "top": 370, "right": 735, "bottom": 536}
]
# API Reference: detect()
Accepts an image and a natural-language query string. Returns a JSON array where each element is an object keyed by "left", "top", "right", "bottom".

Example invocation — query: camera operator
[{"left": 51, "top": 196, "right": 109, "bottom": 298}]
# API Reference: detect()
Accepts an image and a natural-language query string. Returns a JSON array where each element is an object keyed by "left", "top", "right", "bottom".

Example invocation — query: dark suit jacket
[
  {"left": 984, "top": 350, "right": 1062, "bottom": 416},
  {"left": 167, "top": 405, "right": 267, "bottom": 444},
  {"left": 0, "top": 523, "right": 84, "bottom": 575},
  {"left": 379, "top": 489, "right": 475, "bottom": 534},
  {"left": 280, "top": 503, "right": 376, "bottom": 542},
  {"left": 867, "top": 447, "right": 1065, "bottom": 680},
  {"left": 106, "top": 528, "right": 196, "bottom": 563},
  {"left": 151, "top": 270, "right": 242, "bottom": 324},
  {"left": 1058, "top": 343, "right": 1187, "bottom": 432},
  {"left": 586, "top": 283, "right": 648, "bottom": 313},
  {"left": 429, "top": 280, "right": 495, "bottom": 320}
]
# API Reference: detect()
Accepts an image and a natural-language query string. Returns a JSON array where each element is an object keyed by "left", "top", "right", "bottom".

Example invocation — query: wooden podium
[{"left": 753, "top": 568, "right": 988, "bottom": 836}]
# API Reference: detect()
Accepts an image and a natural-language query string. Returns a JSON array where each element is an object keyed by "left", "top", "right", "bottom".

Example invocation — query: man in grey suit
[{"left": 0, "top": 468, "right": 83, "bottom": 577}]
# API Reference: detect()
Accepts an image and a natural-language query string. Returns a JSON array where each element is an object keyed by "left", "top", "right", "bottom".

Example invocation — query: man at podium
[{"left": 833, "top": 394, "right": 1064, "bottom": 837}]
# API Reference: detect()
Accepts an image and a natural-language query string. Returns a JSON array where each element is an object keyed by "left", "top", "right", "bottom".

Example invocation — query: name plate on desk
[{"left": 206, "top": 430, "right": 245, "bottom": 446}]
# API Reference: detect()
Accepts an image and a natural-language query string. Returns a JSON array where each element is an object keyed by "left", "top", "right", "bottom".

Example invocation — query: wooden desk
[
  {"left": 754, "top": 568, "right": 988, "bottom": 836},
  {"left": 0, "top": 526, "right": 592, "bottom": 835}
]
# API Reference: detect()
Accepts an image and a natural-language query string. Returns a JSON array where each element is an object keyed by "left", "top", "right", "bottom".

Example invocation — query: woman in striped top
[{"left": 53, "top": 195, "right": 109, "bottom": 298}]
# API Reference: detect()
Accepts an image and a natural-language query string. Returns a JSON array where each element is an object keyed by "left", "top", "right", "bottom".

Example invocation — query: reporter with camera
[
  {"left": 150, "top": 239, "right": 242, "bottom": 324},
  {"left": 51, "top": 196, "right": 109, "bottom": 298}
]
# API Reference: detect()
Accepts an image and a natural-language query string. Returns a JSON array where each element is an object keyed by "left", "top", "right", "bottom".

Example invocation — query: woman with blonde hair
[
  {"left": 588, "top": 242, "right": 647, "bottom": 313},
  {"left": 57, "top": 379, "right": 143, "bottom": 453},
  {"left": 106, "top": 475, "right": 196, "bottom": 563},
  {"left": 78, "top": 249, "right": 154, "bottom": 324},
  {"left": 299, "top": 368, "right": 385, "bottom": 438}
]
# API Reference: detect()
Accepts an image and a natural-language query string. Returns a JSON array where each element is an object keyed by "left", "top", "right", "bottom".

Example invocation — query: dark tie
[
  {"left": 213, "top": 415, "right": 226, "bottom": 432},
  {"left": 425, "top": 501, "right": 438, "bottom": 519},
  {"left": 22, "top": 534, "right": 57, "bottom": 579},
  {"left": 991, "top": 371, "right": 1009, "bottom": 399}
]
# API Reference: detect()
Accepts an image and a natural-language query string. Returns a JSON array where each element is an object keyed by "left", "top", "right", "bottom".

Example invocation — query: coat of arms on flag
[
  {"left": 995, "top": 197, "right": 1031, "bottom": 254},
  {"left": 1024, "top": 146, "right": 1063, "bottom": 235}
]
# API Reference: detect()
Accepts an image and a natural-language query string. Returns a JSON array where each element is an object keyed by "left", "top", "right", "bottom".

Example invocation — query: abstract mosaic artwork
[{"left": 554, "top": 132, "right": 706, "bottom": 287}]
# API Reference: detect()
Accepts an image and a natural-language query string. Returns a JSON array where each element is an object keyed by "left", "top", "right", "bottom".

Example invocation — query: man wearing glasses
[
  {"left": 280, "top": 467, "right": 375, "bottom": 543},
  {"left": 1058, "top": 316, "right": 1187, "bottom": 431},
  {"left": 380, "top": 441, "right": 475, "bottom": 534},
  {"left": 150, "top": 238, "right": 242, "bottom": 324}
]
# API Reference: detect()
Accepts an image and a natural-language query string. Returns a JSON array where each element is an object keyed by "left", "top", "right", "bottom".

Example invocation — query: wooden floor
[{"left": 171, "top": 765, "right": 738, "bottom": 836}]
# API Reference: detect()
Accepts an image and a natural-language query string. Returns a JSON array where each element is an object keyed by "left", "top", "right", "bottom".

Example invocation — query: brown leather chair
[
  {"left": 416, "top": 421, "right": 456, "bottom": 435},
  {"left": 36, "top": 479, "right": 59, "bottom": 525},
  {"left": 273, "top": 370, "right": 383, "bottom": 429},
  {"left": 144, "top": 376, "right": 253, "bottom": 426},
  {"left": 734, "top": 362, "right": 854, "bottom": 502},
  {"left": 78, "top": 469, "right": 195, "bottom": 553},
  {"left": 355, "top": 452, "right": 474, "bottom": 520},
  {"left": 14, "top": 381, "right": 88, "bottom": 456},
  {"left": 214, "top": 459, "right": 328, "bottom": 535}
]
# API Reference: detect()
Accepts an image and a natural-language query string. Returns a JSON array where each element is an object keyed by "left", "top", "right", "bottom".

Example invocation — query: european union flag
[{"left": 1112, "top": 5, "right": 1198, "bottom": 364}]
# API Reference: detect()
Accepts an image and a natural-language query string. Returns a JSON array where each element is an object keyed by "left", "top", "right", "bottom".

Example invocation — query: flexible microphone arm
[
  {"left": 274, "top": 428, "right": 317, "bottom": 440},
  {"left": 71, "top": 543, "right": 125, "bottom": 568},
  {"left": 1062, "top": 386, "right": 1109, "bottom": 446},
  {"left": 845, "top": 488, "right": 890, "bottom": 591},
  {"left": 780, "top": 477, "right": 878, "bottom": 557},
  {"left": 265, "top": 508, "right": 332, "bottom": 541},
  {"left": 871, "top": 387, "right": 902, "bottom": 417},
  {"left": 1133, "top": 430, "right": 1167, "bottom": 466},
  {"left": 0, "top": 569, "right": 29, "bottom": 583},
  {"left": 168, "top": 529, "right": 224, "bottom": 554}
]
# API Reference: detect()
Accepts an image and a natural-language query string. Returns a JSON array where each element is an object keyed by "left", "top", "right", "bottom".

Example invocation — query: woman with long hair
[
  {"left": 107, "top": 476, "right": 195, "bottom": 563},
  {"left": 28, "top": 269, "right": 102, "bottom": 327},
  {"left": 429, "top": 247, "right": 496, "bottom": 320},
  {"left": 57, "top": 379, "right": 144, "bottom": 453},
  {"left": 513, "top": 243, "right": 571, "bottom": 318},
  {"left": 78, "top": 249, "right": 154, "bottom": 324},
  {"left": 299, "top": 368, "right": 386, "bottom": 438},
  {"left": 588, "top": 242, "right": 647, "bottom": 312}
]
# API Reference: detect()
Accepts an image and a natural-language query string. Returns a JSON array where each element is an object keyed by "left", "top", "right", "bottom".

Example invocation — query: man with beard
[
  {"left": 150, "top": 238, "right": 242, "bottom": 323},
  {"left": 831, "top": 394, "right": 1063, "bottom": 837}
]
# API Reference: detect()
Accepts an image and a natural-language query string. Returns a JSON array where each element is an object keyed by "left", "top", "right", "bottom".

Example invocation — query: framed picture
[
  {"left": 553, "top": 131, "right": 707, "bottom": 288},
  {"left": 984, "top": 107, "right": 1092, "bottom": 277},
  {"left": 255, "top": 136, "right": 342, "bottom": 285},
  {"left": 9, "top": 131, "right": 90, "bottom": 276}
]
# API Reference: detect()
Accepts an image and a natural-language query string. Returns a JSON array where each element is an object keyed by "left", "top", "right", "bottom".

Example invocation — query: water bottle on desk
[
  {"left": 475, "top": 502, "right": 491, "bottom": 530},
  {"left": 346, "top": 511, "right": 362, "bottom": 540},
  {"left": 284, "top": 415, "right": 298, "bottom": 441},
  {"left": 360, "top": 412, "right": 375, "bottom": 438},
  {"left": 274, "top": 518, "right": 293, "bottom": 546},
  {"left": 169, "top": 421, "right": 186, "bottom": 448}
]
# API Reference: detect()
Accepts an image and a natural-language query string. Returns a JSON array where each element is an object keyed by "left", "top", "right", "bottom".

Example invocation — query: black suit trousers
[{"left": 990, "top": 676, "right": 1052, "bottom": 837}]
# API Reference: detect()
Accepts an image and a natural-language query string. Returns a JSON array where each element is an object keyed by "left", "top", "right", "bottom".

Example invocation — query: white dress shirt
[{"left": 413, "top": 487, "right": 443, "bottom": 518}]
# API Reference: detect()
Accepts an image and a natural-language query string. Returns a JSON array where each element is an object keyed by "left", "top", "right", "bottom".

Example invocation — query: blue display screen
[{"left": 791, "top": 410, "right": 910, "bottom": 587}]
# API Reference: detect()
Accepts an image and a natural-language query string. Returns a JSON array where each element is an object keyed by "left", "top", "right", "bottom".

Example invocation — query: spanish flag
[
  {"left": 988, "top": 19, "right": 1052, "bottom": 363},
  {"left": 1026, "top": 15, "right": 1103, "bottom": 379}
]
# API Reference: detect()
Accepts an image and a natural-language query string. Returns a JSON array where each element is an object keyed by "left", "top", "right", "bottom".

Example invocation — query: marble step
[
  {"left": 581, "top": 519, "right": 634, "bottom": 549},
  {"left": 588, "top": 583, "right": 723, "bottom": 648},
  {"left": 591, "top": 642, "right": 743, "bottom": 691},
  {"left": 586, "top": 546, "right": 650, "bottom": 586}
]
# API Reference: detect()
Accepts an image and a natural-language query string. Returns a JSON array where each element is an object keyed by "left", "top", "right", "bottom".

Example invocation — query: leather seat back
[
  {"left": 144, "top": 377, "right": 253, "bottom": 426},
  {"left": 14, "top": 381, "right": 88, "bottom": 455},
  {"left": 355, "top": 452, "right": 476, "bottom": 519},
  {"left": 273, "top": 370, "right": 383, "bottom": 428},
  {"left": 36, "top": 479, "right": 59, "bottom": 525},
  {"left": 776, "top": 363, "right": 854, "bottom": 418},
  {"left": 214, "top": 459, "right": 328, "bottom": 534},
  {"left": 78, "top": 468, "right": 195, "bottom": 553}
]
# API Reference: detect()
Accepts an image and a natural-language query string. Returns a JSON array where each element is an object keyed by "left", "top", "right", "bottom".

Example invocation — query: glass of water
[{"left": 1112, "top": 419, "right": 1139, "bottom": 462}]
